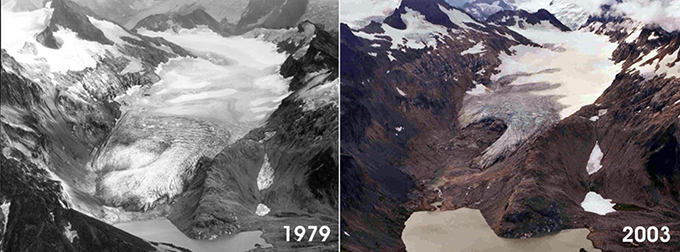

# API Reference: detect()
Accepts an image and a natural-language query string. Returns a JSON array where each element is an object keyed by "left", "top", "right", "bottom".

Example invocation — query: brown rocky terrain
[{"left": 341, "top": 1, "right": 680, "bottom": 251}]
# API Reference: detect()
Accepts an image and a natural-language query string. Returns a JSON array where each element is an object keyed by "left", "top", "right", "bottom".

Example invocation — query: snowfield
[
  {"left": 461, "top": 42, "right": 485, "bottom": 55},
  {"left": 257, "top": 155, "right": 275, "bottom": 190},
  {"left": 352, "top": 5, "right": 486, "bottom": 51},
  {"left": 255, "top": 203, "right": 271, "bottom": 216},
  {"left": 0, "top": 5, "right": 146, "bottom": 73},
  {"left": 121, "top": 28, "right": 290, "bottom": 124},
  {"left": 586, "top": 141, "right": 604, "bottom": 175},
  {"left": 493, "top": 27, "right": 620, "bottom": 118},
  {"left": 581, "top": 191, "right": 616, "bottom": 215},
  {"left": 353, "top": 7, "right": 448, "bottom": 50}
]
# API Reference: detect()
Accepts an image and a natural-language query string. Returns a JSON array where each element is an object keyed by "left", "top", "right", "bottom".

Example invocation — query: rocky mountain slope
[
  {"left": 1, "top": 0, "right": 194, "bottom": 249},
  {"left": 461, "top": 0, "right": 596, "bottom": 30},
  {"left": 166, "top": 21, "right": 339, "bottom": 251},
  {"left": 486, "top": 8, "right": 570, "bottom": 31},
  {"left": 133, "top": 8, "right": 230, "bottom": 36},
  {"left": 341, "top": 0, "right": 679, "bottom": 251}
]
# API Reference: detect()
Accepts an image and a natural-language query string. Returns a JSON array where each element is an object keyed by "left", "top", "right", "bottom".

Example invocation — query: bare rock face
[
  {"left": 486, "top": 9, "right": 571, "bottom": 31},
  {"left": 235, "top": 0, "right": 309, "bottom": 34},
  {"left": 133, "top": 9, "right": 230, "bottom": 36}
]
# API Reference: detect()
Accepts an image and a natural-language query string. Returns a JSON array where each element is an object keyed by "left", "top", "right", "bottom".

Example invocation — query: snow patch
[
  {"left": 353, "top": 7, "right": 448, "bottom": 50},
  {"left": 0, "top": 7, "right": 123, "bottom": 73},
  {"left": 632, "top": 47, "right": 680, "bottom": 79},
  {"left": 64, "top": 221, "right": 79, "bottom": 243},
  {"left": 297, "top": 72, "right": 338, "bottom": 111},
  {"left": 466, "top": 83, "right": 488, "bottom": 95},
  {"left": 598, "top": 109, "right": 607, "bottom": 116},
  {"left": 120, "top": 57, "right": 144, "bottom": 74},
  {"left": 257, "top": 154, "right": 275, "bottom": 190},
  {"left": 586, "top": 141, "right": 604, "bottom": 175},
  {"left": 1, "top": 201, "right": 9, "bottom": 233},
  {"left": 255, "top": 203, "right": 270, "bottom": 216},
  {"left": 461, "top": 42, "right": 485, "bottom": 55},
  {"left": 581, "top": 191, "right": 616, "bottom": 215},
  {"left": 387, "top": 51, "right": 397, "bottom": 61},
  {"left": 396, "top": 87, "right": 407, "bottom": 96},
  {"left": 589, "top": 116, "right": 599, "bottom": 121},
  {"left": 438, "top": 4, "right": 484, "bottom": 29}
]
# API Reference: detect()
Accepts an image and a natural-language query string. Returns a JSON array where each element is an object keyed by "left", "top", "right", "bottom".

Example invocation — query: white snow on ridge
[
  {"left": 353, "top": 7, "right": 448, "bottom": 50},
  {"left": 88, "top": 16, "right": 140, "bottom": 45},
  {"left": 255, "top": 203, "right": 270, "bottom": 216},
  {"left": 581, "top": 191, "right": 616, "bottom": 215},
  {"left": 257, "top": 154, "right": 275, "bottom": 190},
  {"left": 632, "top": 47, "right": 680, "bottom": 79},
  {"left": 461, "top": 42, "right": 485, "bottom": 55},
  {"left": 0, "top": 7, "right": 119, "bottom": 73},
  {"left": 438, "top": 4, "right": 485, "bottom": 29},
  {"left": 512, "top": 0, "right": 592, "bottom": 30},
  {"left": 586, "top": 141, "right": 604, "bottom": 175},
  {"left": 298, "top": 72, "right": 338, "bottom": 111},
  {"left": 493, "top": 27, "right": 620, "bottom": 119}
]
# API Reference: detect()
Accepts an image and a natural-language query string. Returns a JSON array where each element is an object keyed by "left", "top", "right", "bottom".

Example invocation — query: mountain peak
[
  {"left": 132, "top": 7, "right": 229, "bottom": 36},
  {"left": 384, "top": 0, "right": 478, "bottom": 30},
  {"left": 37, "top": 0, "right": 112, "bottom": 49},
  {"left": 235, "top": 0, "right": 309, "bottom": 34},
  {"left": 486, "top": 8, "right": 571, "bottom": 32}
]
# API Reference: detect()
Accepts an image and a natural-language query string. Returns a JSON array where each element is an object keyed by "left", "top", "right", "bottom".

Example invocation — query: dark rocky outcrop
[
  {"left": 36, "top": 0, "right": 113, "bottom": 49},
  {"left": 280, "top": 21, "right": 338, "bottom": 91},
  {"left": 235, "top": 0, "right": 309, "bottom": 34}
]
